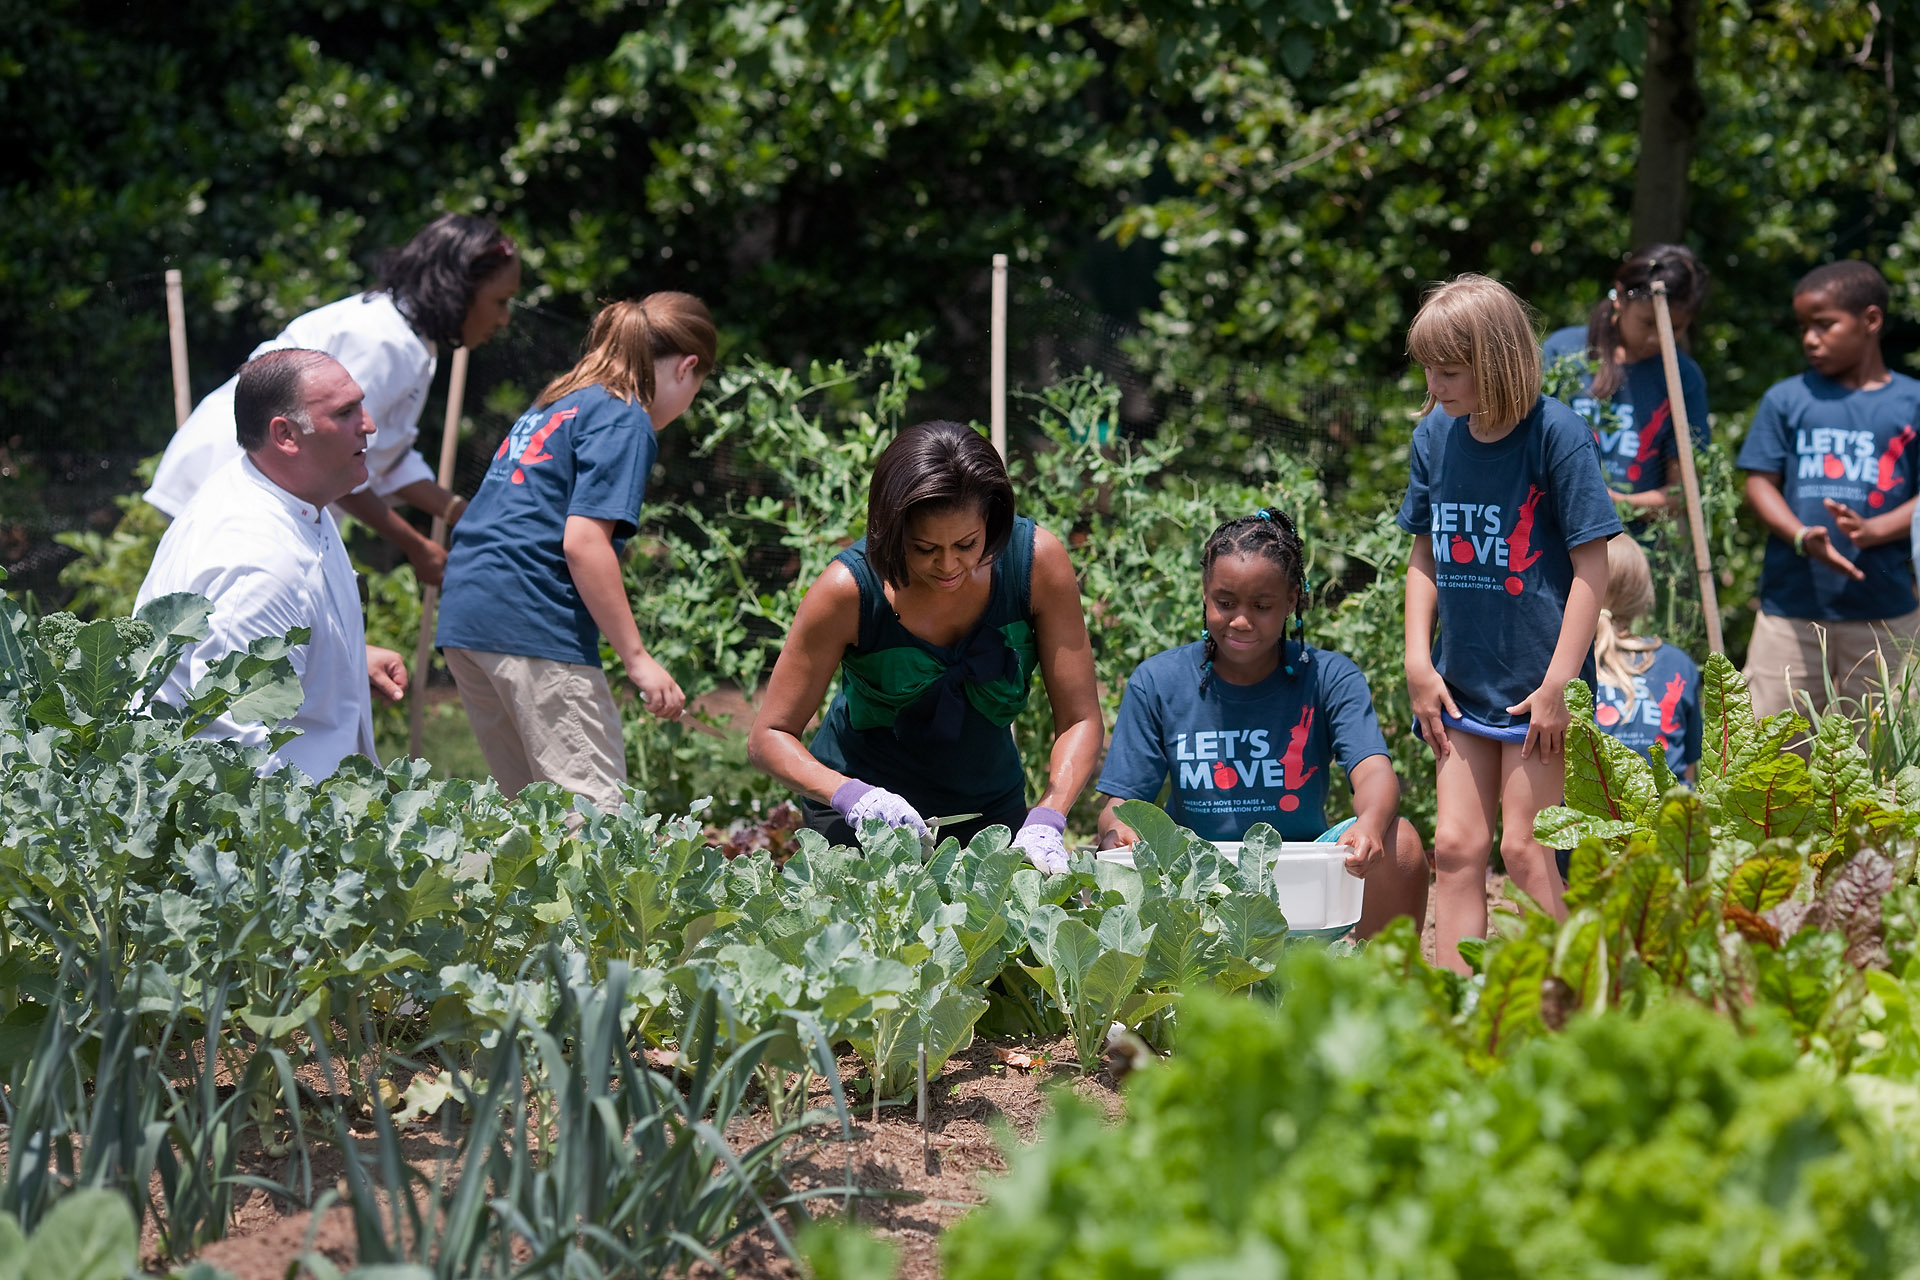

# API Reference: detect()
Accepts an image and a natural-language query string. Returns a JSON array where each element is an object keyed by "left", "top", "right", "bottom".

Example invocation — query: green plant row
[
  {"left": 0, "top": 578, "right": 1306, "bottom": 1273},
  {"left": 937, "top": 950, "right": 1920, "bottom": 1280},
  {"left": 813, "top": 658, "right": 1920, "bottom": 1280}
]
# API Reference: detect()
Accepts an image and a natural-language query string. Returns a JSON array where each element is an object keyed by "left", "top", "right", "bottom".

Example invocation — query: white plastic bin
[{"left": 1096, "top": 840, "right": 1364, "bottom": 939}]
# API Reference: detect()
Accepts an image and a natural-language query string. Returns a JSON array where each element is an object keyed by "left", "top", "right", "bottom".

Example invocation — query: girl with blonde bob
[
  {"left": 437, "top": 293, "right": 716, "bottom": 810},
  {"left": 1592, "top": 535, "right": 1701, "bottom": 780},
  {"left": 1396, "top": 274, "right": 1621, "bottom": 973}
]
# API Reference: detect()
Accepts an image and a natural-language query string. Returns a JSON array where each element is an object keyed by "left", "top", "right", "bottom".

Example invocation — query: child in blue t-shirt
[
  {"left": 1593, "top": 535, "right": 1700, "bottom": 780},
  {"left": 438, "top": 294, "right": 715, "bottom": 809},
  {"left": 1400, "top": 274, "right": 1623, "bottom": 974},
  {"left": 1095, "top": 508, "right": 1430, "bottom": 939},
  {"left": 1542, "top": 245, "right": 1710, "bottom": 512},
  {"left": 1736, "top": 260, "right": 1920, "bottom": 720}
]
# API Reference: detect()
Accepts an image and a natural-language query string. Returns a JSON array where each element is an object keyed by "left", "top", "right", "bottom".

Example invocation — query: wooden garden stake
[
  {"left": 919, "top": 1040, "right": 931, "bottom": 1173},
  {"left": 165, "top": 268, "right": 191, "bottom": 428},
  {"left": 1649, "top": 280, "right": 1724, "bottom": 654},
  {"left": 410, "top": 345, "right": 470, "bottom": 759},
  {"left": 990, "top": 253, "right": 1008, "bottom": 459}
]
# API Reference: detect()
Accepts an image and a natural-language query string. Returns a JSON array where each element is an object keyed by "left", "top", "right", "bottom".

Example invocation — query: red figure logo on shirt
[
  {"left": 1657, "top": 671, "right": 1686, "bottom": 738},
  {"left": 1870, "top": 425, "right": 1917, "bottom": 508},
  {"left": 508, "top": 408, "right": 577, "bottom": 484},
  {"left": 1627, "top": 402, "right": 1671, "bottom": 483},
  {"left": 1275, "top": 706, "right": 1318, "bottom": 811},
  {"left": 1501, "top": 485, "right": 1546, "bottom": 594}
]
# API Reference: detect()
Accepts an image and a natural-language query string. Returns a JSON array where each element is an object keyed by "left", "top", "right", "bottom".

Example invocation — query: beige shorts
[
  {"left": 443, "top": 647, "right": 627, "bottom": 810},
  {"left": 1742, "top": 608, "right": 1920, "bottom": 720}
]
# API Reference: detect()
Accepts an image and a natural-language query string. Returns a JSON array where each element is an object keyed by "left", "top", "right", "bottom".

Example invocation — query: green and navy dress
[{"left": 800, "top": 516, "right": 1041, "bottom": 846}]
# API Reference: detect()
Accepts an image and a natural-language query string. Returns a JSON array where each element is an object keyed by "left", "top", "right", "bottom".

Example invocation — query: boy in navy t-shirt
[
  {"left": 1095, "top": 510, "right": 1429, "bottom": 939},
  {"left": 1736, "top": 260, "right": 1920, "bottom": 718}
]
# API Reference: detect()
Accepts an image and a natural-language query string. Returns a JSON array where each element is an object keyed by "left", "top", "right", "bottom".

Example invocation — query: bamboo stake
[
  {"left": 165, "top": 268, "right": 191, "bottom": 428},
  {"left": 410, "top": 345, "right": 471, "bottom": 759},
  {"left": 1649, "top": 280, "right": 1724, "bottom": 654},
  {"left": 990, "top": 254, "right": 1008, "bottom": 459},
  {"left": 919, "top": 1040, "right": 931, "bottom": 1173}
]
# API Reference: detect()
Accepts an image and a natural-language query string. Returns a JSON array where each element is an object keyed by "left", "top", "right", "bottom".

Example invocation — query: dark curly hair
[
  {"left": 1796, "top": 259, "right": 1890, "bottom": 317},
  {"left": 372, "top": 213, "right": 518, "bottom": 347},
  {"left": 1199, "top": 506, "right": 1309, "bottom": 692},
  {"left": 1584, "top": 243, "right": 1709, "bottom": 400}
]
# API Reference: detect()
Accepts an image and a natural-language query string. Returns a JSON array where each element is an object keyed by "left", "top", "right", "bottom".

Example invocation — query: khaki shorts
[
  {"left": 444, "top": 647, "right": 627, "bottom": 810},
  {"left": 1742, "top": 608, "right": 1920, "bottom": 720}
]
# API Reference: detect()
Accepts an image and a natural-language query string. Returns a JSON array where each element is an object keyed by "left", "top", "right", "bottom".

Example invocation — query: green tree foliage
[
  {"left": 9, "top": 0, "right": 1379, "bottom": 451},
  {"left": 1117, "top": 0, "right": 1918, "bottom": 426},
  {"left": 11, "top": 1, "right": 1920, "bottom": 439}
]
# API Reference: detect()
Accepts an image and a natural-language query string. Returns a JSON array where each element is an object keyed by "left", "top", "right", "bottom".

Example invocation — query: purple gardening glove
[
  {"left": 830, "top": 780, "right": 929, "bottom": 840},
  {"left": 1012, "top": 806, "right": 1070, "bottom": 874}
]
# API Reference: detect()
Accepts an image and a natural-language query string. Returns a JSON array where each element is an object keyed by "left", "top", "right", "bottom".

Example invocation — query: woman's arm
[
  {"left": 336, "top": 490, "right": 447, "bottom": 586},
  {"left": 1404, "top": 536, "right": 1459, "bottom": 756},
  {"left": 563, "top": 515, "right": 684, "bottom": 719},
  {"left": 1506, "top": 536, "right": 1609, "bottom": 760},
  {"left": 1026, "top": 528, "right": 1104, "bottom": 814},
  {"left": 748, "top": 564, "right": 864, "bottom": 803},
  {"left": 391, "top": 478, "right": 463, "bottom": 524}
]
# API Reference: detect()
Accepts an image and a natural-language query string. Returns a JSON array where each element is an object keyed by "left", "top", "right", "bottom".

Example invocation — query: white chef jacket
[
  {"left": 146, "top": 292, "right": 437, "bottom": 517},
  {"left": 137, "top": 455, "right": 378, "bottom": 780}
]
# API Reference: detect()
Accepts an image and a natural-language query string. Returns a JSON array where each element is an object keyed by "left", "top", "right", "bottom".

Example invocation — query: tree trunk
[{"left": 1629, "top": 0, "right": 1705, "bottom": 249}]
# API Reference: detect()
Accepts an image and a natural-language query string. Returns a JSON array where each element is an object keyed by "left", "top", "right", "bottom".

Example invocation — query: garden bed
[{"left": 170, "top": 1035, "right": 1114, "bottom": 1280}]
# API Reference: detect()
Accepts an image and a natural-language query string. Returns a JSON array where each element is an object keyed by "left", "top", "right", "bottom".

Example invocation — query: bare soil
[
  {"left": 139, "top": 868, "right": 1486, "bottom": 1279},
  {"left": 152, "top": 1034, "right": 1107, "bottom": 1280}
]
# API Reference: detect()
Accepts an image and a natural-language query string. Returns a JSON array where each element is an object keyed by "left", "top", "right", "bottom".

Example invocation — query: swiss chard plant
[{"left": 1473, "top": 659, "right": 1920, "bottom": 1062}]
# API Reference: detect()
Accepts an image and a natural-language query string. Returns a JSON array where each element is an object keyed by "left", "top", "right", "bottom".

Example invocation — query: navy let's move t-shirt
[
  {"left": 1542, "top": 325, "right": 1710, "bottom": 495},
  {"left": 1736, "top": 370, "right": 1920, "bottom": 622},
  {"left": 1097, "top": 641, "right": 1391, "bottom": 843},
  {"left": 438, "top": 385, "right": 658, "bottom": 664},
  {"left": 1595, "top": 642, "right": 1702, "bottom": 770},
  {"left": 1397, "top": 395, "right": 1624, "bottom": 727}
]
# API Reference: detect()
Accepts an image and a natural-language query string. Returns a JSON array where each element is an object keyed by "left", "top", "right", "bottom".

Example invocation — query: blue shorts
[{"left": 1414, "top": 710, "right": 1531, "bottom": 745}]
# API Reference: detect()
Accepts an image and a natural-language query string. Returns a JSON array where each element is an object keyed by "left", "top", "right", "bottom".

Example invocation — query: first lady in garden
[{"left": 748, "top": 420, "right": 1102, "bottom": 871}]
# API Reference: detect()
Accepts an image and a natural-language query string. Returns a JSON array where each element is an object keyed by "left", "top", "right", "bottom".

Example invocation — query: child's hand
[
  {"left": 1507, "top": 681, "right": 1570, "bottom": 760},
  {"left": 1337, "top": 824, "right": 1387, "bottom": 880},
  {"left": 1407, "top": 663, "right": 1460, "bottom": 758},
  {"left": 630, "top": 655, "right": 686, "bottom": 720},
  {"left": 1799, "top": 520, "right": 1868, "bottom": 580},
  {"left": 1820, "top": 501, "right": 1886, "bottom": 566}
]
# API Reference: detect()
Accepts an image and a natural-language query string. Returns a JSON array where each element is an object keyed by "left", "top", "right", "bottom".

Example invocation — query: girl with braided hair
[{"left": 1094, "top": 508, "right": 1429, "bottom": 938}]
